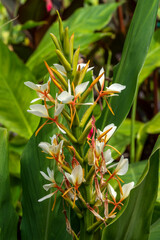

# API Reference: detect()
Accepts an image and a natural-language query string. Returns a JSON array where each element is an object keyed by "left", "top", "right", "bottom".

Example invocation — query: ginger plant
[{"left": 25, "top": 13, "right": 134, "bottom": 240}]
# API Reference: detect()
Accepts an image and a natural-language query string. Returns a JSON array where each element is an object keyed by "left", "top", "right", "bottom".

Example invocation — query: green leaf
[
  {"left": 0, "top": 127, "right": 18, "bottom": 240},
  {"left": 139, "top": 29, "right": 160, "bottom": 85},
  {"left": 102, "top": 136, "right": 160, "bottom": 240},
  {"left": 149, "top": 219, "right": 160, "bottom": 240},
  {"left": 27, "top": 2, "right": 120, "bottom": 80},
  {"left": 136, "top": 112, "right": 160, "bottom": 161},
  {"left": 21, "top": 122, "right": 72, "bottom": 240},
  {"left": 97, "top": 0, "right": 159, "bottom": 130},
  {"left": 0, "top": 40, "right": 40, "bottom": 139}
]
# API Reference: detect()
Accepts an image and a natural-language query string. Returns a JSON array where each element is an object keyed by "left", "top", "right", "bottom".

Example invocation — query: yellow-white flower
[
  {"left": 108, "top": 183, "right": 117, "bottom": 201},
  {"left": 120, "top": 182, "right": 134, "bottom": 201},
  {"left": 39, "top": 134, "right": 63, "bottom": 156},
  {"left": 97, "top": 123, "right": 117, "bottom": 142},
  {"left": 38, "top": 167, "right": 56, "bottom": 202},
  {"left": 106, "top": 83, "right": 126, "bottom": 94},
  {"left": 114, "top": 155, "right": 128, "bottom": 176},
  {"left": 24, "top": 79, "right": 51, "bottom": 102},
  {"left": 57, "top": 80, "right": 89, "bottom": 104},
  {"left": 65, "top": 165, "right": 84, "bottom": 187}
]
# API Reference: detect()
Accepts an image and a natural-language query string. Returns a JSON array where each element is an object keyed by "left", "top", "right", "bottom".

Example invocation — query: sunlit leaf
[{"left": 0, "top": 40, "right": 40, "bottom": 139}]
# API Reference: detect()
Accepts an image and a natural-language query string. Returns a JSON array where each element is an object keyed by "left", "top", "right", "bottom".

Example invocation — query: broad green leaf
[
  {"left": 97, "top": 0, "right": 159, "bottom": 130},
  {"left": 139, "top": 29, "right": 160, "bottom": 85},
  {"left": 102, "top": 136, "right": 160, "bottom": 240},
  {"left": 27, "top": 2, "right": 120, "bottom": 80},
  {"left": 149, "top": 219, "right": 160, "bottom": 240},
  {"left": 0, "top": 40, "right": 40, "bottom": 139},
  {"left": 21, "top": 121, "right": 72, "bottom": 240},
  {"left": 0, "top": 127, "right": 18, "bottom": 240}
]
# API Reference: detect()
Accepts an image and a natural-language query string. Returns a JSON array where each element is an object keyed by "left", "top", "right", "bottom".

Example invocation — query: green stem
[{"left": 130, "top": 86, "right": 138, "bottom": 163}]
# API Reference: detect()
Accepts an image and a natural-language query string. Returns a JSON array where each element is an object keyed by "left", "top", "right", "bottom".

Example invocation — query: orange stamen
[
  {"left": 97, "top": 127, "right": 112, "bottom": 141},
  {"left": 44, "top": 61, "right": 63, "bottom": 92}
]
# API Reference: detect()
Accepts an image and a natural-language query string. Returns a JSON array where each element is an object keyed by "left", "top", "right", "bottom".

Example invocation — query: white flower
[
  {"left": 120, "top": 182, "right": 134, "bottom": 201},
  {"left": 75, "top": 81, "right": 89, "bottom": 96},
  {"left": 114, "top": 155, "right": 128, "bottom": 176},
  {"left": 25, "top": 79, "right": 51, "bottom": 102},
  {"left": 97, "top": 123, "right": 117, "bottom": 142},
  {"left": 106, "top": 83, "right": 126, "bottom": 94},
  {"left": 77, "top": 63, "right": 94, "bottom": 72},
  {"left": 27, "top": 104, "right": 49, "bottom": 118},
  {"left": 57, "top": 80, "right": 89, "bottom": 104},
  {"left": 65, "top": 165, "right": 84, "bottom": 187},
  {"left": 57, "top": 80, "right": 74, "bottom": 103},
  {"left": 103, "top": 149, "right": 114, "bottom": 165},
  {"left": 95, "top": 139, "right": 104, "bottom": 157},
  {"left": 38, "top": 167, "right": 56, "bottom": 202},
  {"left": 39, "top": 134, "right": 63, "bottom": 156},
  {"left": 108, "top": 183, "right": 117, "bottom": 201},
  {"left": 93, "top": 67, "right": 105, "bottom": 91}
]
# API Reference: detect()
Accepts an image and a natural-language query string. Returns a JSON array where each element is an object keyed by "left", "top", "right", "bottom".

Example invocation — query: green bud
[
  {"left": 72, "top": 47, "right": 80, "bottom": 76},
  {"left": 56, "top": 10, "right": 64, "bottom": 43},
  {"left": 79, "top": 103, "right": 96, "bottom": 129},
  {"left": 50, "top": 67, "right": 68, "bottom": 89},
  {"left": 55, "top": 49, "right": 71, "bottom": 72},
  {"left": 64, "top": 27, "right": 70, "bottom": 57},
  {"left": 50, "top": 33, "right": 62, "bottom": 51},
  {"left": 69, "top": 33, "right": 74, "bottom": 64},
  {"left": 78, "top": 122, "right": 92, "bottom": 144}
]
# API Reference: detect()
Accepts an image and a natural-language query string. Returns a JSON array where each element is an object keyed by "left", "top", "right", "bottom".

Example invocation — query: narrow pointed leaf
[
  {"left": 97, "top": 0, "right": 159, "bottom": 130},
  {"left": 102, "top": 136, "right": 160, "bottom": 240},
  {"left": 21, "top": 121, "right": 72, "bottom": 240},
  {"left": 0, "top": 127, "right": 18, "bottom": 240}
]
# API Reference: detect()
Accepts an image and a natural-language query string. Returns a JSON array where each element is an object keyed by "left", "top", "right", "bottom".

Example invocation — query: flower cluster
[{"left": 25, "top": 13, "right": 134, "bottom": 237}]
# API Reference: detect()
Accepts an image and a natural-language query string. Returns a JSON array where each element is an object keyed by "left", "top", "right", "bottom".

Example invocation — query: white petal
[
  {"left": 57, "top": 91, "right": 74, "bottom": 103},
  {"left": 38, "top": 192, "right": 54, "bottom": 202},
  {"left": 104, "top": 149, "right": 114, "bottom": 165},
  {"left": 50, "top": 134, "right": 57, "bottom": 144},
  {"left": 75, "top": 81, "right": 89, "bottom": 96},
  {"left": 27, "top": 104, "right": 48, "bottom": 118},
  {"left": 72, "top": 165, "right": 84, "bottom": 186},
  {"left": 54, "top": 104, "right": 64, "bottom": 117},
  {"left": 68, "top": 80, "right": 71, "bottom": 95},
  {"left": 120, "top": 182, "right": 134, "bottom": 200},
  {"left": 77, "top": 63, "right": 94, "bottom": 72},
  {"left": 31, "top": 98, "right": 41, "bottom": 103},
  {"left": 40, "top": 82, "right": 48, "bottom": 91},
  {"left": 115, "top": 156, "right": 128, "bottom": 175},
  {"left": 38, "top": 142, "right": 51, "bottom": 154},
  {"left": 43, "top": 183, "right": 55, "bottom": 191},
  {"left": 40, "top": 171, "right": 52, "bottom": 181},
  {"left": 57, "top": 125, "right": 66, "bottom": 134},
  {"left": 24, "top": 81, "right": 39, "bottom": 90},
  {"left": 53, "top": 64, "right": 66, "bottom": 76},
  {"left": 107, "top": 83, "right": 126, "bottom": 93},
  {"left": 65, "top": 172, "right": 74, "bottom": 185},
  {"left": 108, "top": 183, "right": 117, "bottom": 200},
  {"left": 47, "top": 167, "right": 54, "bottom": 179},
  {"left": 99, "top": 68, "right": 105, "bottom": 88}
]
